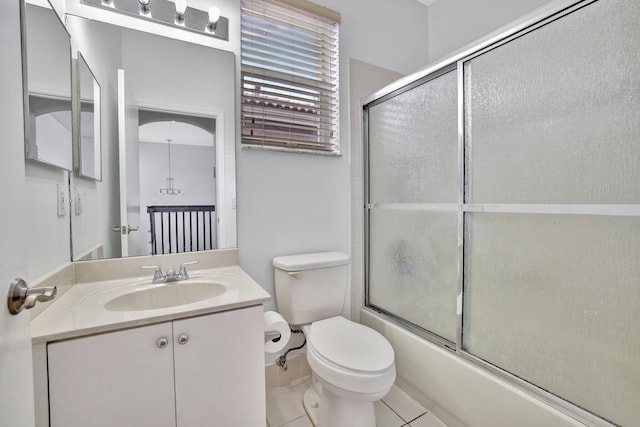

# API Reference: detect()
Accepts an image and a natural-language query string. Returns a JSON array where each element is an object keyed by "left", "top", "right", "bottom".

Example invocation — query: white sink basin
[{"left": 104, "top": 280, "right": 227, "bottom": 312}]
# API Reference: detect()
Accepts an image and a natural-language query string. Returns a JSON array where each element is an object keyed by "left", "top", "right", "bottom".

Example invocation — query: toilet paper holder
[{"left": 265, "top": 330, "right": 282, "bottom": 344}]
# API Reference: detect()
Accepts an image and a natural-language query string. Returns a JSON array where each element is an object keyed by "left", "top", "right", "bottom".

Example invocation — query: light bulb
[
  {"left": 208, "top": 6, "right": 220, "bottom": 27},
  {"left": 138, "top": 0, "right": 150, "bottom": 13},
  {"left": 175, "top": 0, "right": 187, "bottom": 17}
]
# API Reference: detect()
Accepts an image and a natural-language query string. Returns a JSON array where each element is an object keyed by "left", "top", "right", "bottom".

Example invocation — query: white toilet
[{"left": 273, "top": 252, "right": 396, "bottom": 427}]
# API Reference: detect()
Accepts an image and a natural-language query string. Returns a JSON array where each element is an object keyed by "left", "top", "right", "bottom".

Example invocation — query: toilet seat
[
  {"left": 306, "top": 316, "right": 396, "bottom": 397},
  {"left": 310, "top": 316, "right": 394, "bottom": 374}
]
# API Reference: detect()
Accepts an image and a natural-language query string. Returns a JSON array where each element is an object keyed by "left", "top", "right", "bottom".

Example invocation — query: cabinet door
[
  {"left": 173, "top": 306, "right": 265, "bottom": 427},
  {"left": 48, "top": 322, "right": 176, "bottom": 427}
]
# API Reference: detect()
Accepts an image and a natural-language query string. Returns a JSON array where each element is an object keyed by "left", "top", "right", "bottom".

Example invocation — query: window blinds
[{"left": 241, "top": 0, "right": 340, "bottom": 154}]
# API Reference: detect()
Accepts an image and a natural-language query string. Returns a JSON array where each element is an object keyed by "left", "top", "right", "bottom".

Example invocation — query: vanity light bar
[{"left": 83, "top": 0, "right": 229, "bottom": 41}]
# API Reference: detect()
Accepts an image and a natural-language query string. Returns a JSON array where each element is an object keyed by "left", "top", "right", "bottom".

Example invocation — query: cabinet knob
[
  {"left": 178, "top": 334, "right": 189, "bottom": 345},
  {"left": 157, "top": 337, "right": 169, "bottom": 348}
]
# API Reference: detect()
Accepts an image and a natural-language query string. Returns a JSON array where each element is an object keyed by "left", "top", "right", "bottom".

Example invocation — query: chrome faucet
[{"left": 141, "top": 261, "right": 198, "bottom": 284}]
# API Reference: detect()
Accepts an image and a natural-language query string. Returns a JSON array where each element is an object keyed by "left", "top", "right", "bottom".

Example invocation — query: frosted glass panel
[
  {"left": 369, "top": 208, "right": 458, "bottom": 342},
  {"left": 369, "top": 71, "right": 458, "bottom": 204},
  {"left": 465, "top": 0, "right": 640, "bottom": 204},
  {"left": 464, "top": 213, "right": 640, "bottom": 426}
]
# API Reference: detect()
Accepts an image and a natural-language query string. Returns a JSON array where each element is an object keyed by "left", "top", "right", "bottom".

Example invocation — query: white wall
[
  {"left": 25, "top": 165, "right": 70, "bottom": 282},
  {"left": 322, "top": 0, "right": 430, "bottom": 75},
  {"left": 428, "top": 0, "right": 554, "bottom": 62},
  {"left": 237, "top": 0, "right": 429, "bottom": 313}
]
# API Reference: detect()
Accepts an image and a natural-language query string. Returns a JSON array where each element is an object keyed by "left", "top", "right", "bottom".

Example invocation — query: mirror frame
[
  {"left": 21, "top": 1, "right": 74, "bottom": 172},
  {"left": 74, "top": 51, "right": 102, "bottom": 181}
]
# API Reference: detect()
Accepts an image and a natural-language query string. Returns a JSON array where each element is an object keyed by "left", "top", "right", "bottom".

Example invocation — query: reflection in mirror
[
  {"left": 76, "top": 53, "right": 102, "bottom": 180},
  {"left": 66, "top": 15, "right": 236, "bottom": 261},
  {"left": 24, "top": 3, "right": 73, "bottom": 171},
  {"left": 134, "top": 111, "right": 216, "bottom": 257}
]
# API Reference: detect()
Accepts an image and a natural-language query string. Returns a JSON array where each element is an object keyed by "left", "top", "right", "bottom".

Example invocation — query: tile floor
[{"left": 266, "top": 377, "right": 447, "bottom": 427}]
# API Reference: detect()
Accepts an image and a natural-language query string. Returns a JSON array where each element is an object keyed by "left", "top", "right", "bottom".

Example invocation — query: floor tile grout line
[
  {"left": 382, "top": 399, "right": 412, "bottom": 424},
  {"left": 382, "top": 385, "right": 430, "bottom": 424},
  {"left": 265, "top": 382, "right": 309, "bottom": 427},
  {"left": 406, "top": 411, "right": 430, "bottom": 424},
  {"left": 287, "top": 414, "right": 311, "bottom": 426}
]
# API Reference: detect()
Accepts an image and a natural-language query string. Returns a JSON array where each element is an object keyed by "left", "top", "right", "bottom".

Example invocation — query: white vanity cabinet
[
  {"left": 48, "top": 322, "right": 176, "bottom": 427},
  {"left": 47, "top": 305, "right": 265, "bottom": 427}
]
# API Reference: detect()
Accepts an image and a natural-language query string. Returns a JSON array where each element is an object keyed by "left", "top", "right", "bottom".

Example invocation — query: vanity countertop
[{"left": 31, "top": 265, "right": 271, "bottom": 344}]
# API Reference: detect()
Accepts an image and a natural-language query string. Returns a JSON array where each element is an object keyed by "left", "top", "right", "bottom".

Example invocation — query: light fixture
[
  {"left": 159, "top": 139, "right": 183, "bottom": 196},
  {"left": 138, "top": 0, "right": 150, "bottom": 14},
  {"left": 207, "top": 6, "right": 220, "bottom": 31},
  {"left": 82, "top": 0, "right": 229, "bottom": 41},
  {"left": 175, "top": 0, "right": 187, "bottom": 22}
]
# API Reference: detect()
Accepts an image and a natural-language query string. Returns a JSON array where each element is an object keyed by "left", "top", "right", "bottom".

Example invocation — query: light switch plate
[
  {"left": 75, "top": 187, "right": 83, "bottom": 215},
  {"left": 57, "top": 184, "right": 67, "bottom": 217}
]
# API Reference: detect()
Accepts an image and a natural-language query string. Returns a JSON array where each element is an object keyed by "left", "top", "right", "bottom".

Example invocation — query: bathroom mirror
[
  {"left": 24, "top": 2, "right": 73, "bottom": 171},
  {"left": 76, "top": 52, "right": 102, "bottom": 181},
  {"left": 66, "top": 15, "right": 237, "bottom": 261}
]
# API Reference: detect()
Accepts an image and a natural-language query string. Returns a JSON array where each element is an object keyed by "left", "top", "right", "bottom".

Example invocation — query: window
[{"left": 240, "top": 0, "right": 340, "bottom": 155}]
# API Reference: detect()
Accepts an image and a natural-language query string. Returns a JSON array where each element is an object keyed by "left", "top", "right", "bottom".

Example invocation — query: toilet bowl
[
  {"left": 302, "top": 316, "right": 396, "bottom": 427},
  {"left": 273, "top": 252, "right": 396, "bottom": 427}
]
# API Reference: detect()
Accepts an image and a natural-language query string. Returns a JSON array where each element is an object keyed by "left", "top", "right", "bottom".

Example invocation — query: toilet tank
[{"left": 273, "top": 252, "right": 350, "bottom": 325}]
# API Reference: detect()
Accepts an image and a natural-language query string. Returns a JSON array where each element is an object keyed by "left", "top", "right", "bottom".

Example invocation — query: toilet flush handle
[{"left": 287, "top": 271, "right": 302, "bottom": 279}]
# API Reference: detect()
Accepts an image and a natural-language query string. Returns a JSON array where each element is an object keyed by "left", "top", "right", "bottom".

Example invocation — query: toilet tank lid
[{"left": 273, "top": 252, "right": 350, "bottom": 271}]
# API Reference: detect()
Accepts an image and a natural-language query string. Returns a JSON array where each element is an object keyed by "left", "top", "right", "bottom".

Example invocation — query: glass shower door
[
  {"left": 365, "top": 69, "right": 460, "bottom": 344},
  {"left": 462, "top": 0, "right": 640, "bottom": 424}
]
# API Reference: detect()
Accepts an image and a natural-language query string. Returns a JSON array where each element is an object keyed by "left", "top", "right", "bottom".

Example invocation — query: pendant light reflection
[{"left": 159, "top": 138, "right": 183, "bottom": 196}]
